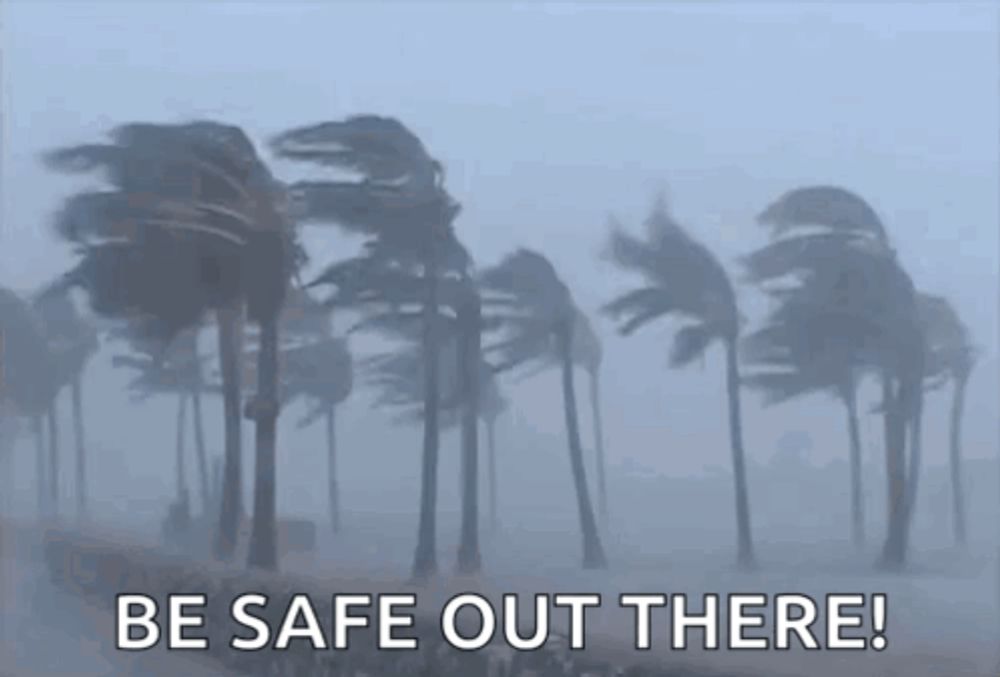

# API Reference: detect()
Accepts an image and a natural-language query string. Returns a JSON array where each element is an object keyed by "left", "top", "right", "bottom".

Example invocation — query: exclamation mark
[{"left": 870, "top": 594, "right": 887, "bottom": 651}]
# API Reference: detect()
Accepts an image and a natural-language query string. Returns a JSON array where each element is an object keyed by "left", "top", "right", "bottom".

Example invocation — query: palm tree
[
  {"left": 913, "top": 293, "right": 977, "bottom": 545},
  {"left": 479, "top": 368, "right": 508, "bottom": 534},
  {"left": 602, "top": 197, "right": 754, "bottom": 568},
  {"left": 273, "top": 115, "right": 463, "bottom": 580},
  {"left": 741, "top": 286, "right": 868, "bottom": 546},
  {"left": 112, "top": 328, "right": 208, "bottom": 516},
  {"left": 44, "top": 120, "right": 296, "bottom": 570},
  {"left": 748, "top": 185, "right": 924, "bottom": 568},
  {"left": 32, "top": 292, "right": 99, "bottom": 521},
  {"left": 481, "top": 249, "right": 607, "bottom": 569},
  {"left": 360, "top": 293, "right": 491, "bottom": 573},
  {"left": 283, "top": 335, "right": 354, "bottom": 533},
  {"left": 0, "top": 287, "right": 59, "bottom": 517},
  {"left": 573, "top": 314, "right": 609, "bottom": 524}
]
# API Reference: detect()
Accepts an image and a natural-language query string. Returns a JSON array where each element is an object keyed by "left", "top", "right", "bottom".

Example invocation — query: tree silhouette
[
  {"left": 273, "top": 115, "right": 465, "bottom": 580},
  {"left": 112, "top": 326, "right": 209, "bottom": 523},
  {"left": 748, "top": 185, "right": 924, "bottom": 568},
  {"left": 352, "top": 272, "right": 489, "bottom": 574},
  {"left": 276, "top": 288, "right": 354, "bottom": 533},
  {"left": 0, "top": 287, "right": 59, "bottom": 517},
  {"left": 914, "top": 293, "right": 977, "bottom": 545},
  {"left": 741, "top": 279, "right": 868, "bottom": 546},
  {"left": 32, "top": 292, "right": 99, "bottom": 522},
  {"left": 603, "top": 196, "right": 754, "bottom": 568},
  {"left": 482, "top": 249, "right": 607, "bottom": 569},
  {"left": 44, "top": 120, "right": 297, "bottom": 569}
]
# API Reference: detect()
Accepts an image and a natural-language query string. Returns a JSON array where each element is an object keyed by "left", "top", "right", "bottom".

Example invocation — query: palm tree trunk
[
  {"left": 214, "top": 304, "right": 244, "bottom": 561},
  {"left": 456, "top": 294, "right": 482, "bottom": 574},
  {"left": 411, "top": 240, "right": 441, "bottom": 581},
  {"left": 557, "top": 323, "right": 606, "bottom": 569},
  {"left": 880, "top": 375, "right": 908, "bottom": 568},
  {"left": 588, "top": 367, "right": 608, "bottom": 524},
  {"left": 247, "top": 315, "right": 280, "bottom": 572},
  {"left": 46, "top": 403, "right": 59, "bottom": 518},
  {"left": 326, "top": 405, "right": 339, "bottom": 533},
  {"left": 33, "top": 416, "right": 45, "bottom": 518},
  {"left": 191, "top": 387, "right": 210, "bottom": 517},
  {"left": 843, "top": 386, "right": 865, "bottom": 547},
  {"left": 949, "top": 372, "right": 969, "bottom": 546},
  {"left": 71, "top": 375, "right": 87, "bottom": 522},
  {"left": 486, "top": 417, "right": 498, "bottom": 534},
  {"left": 175, "top": 393, "right": 189, "bottom": 504},
  {"left": 724, "top": 338, "right": 755, "bottom": 569},
  {"left": 902, "top": 383, "right": 925, "bottom": 550}
]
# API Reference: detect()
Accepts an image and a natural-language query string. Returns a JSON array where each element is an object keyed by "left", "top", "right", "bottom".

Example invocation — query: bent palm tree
[
  {"left": 480, "top": 369, "right": 508, "bottom": 533},
  {"left": 112, "top": 327, "right": 208, "bottom": 516},
  {"left": 603, "top": 197, "right": 754, "bottom": 568},
  {"left": 44, "top": 120, "right": 296, "bottom": 569},
  {"left": 914, "top": 293, "right": 977, "bottom": 545},
  {"left": 273, "top": 115, "right": 463, "bottom": 580},
  {"left": 0, "top": 287, "right": 59, "bottom": 516},
  {"left": 482, "top": 249, "right": 607, "bottom": 569},
  {"left": 32, "top": 292, "right": 99, "bottom": 521},
  {"left": 742, "top": 285, "right": 867, "bottom": 546},
  {"left": 353, "top": 275, "right": 488, "bottom": 574},
  {"left": 750, "top": 185, "right": 924, "bottom": 568},
  {"left": 284, "top": 334, "right": 354, "bottom": 533}
]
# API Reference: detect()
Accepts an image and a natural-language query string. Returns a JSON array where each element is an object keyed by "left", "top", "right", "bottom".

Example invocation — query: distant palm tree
[
  {"left": 913, "top": 293, "right": 977, "bottom": 545},
  {"left": 0, "top": 287, "right": 59, "bottom": 516},
  {"left": 273, "top": 115, "right": 463, "bottom": 580},
  {"left": 479, "top": 368, "right": 508, "bottom": 533},
  {"left": 602, "top": 197, "right": 754, "bottom": 568},
  {"left": 748, "top": 185, "right": 924, "bottom": 568},
  {"left": 482, "top": 249, "right": 607, "bottom": 569},
  {"left": 284, "top": 335, "right": 354, "bottom": 533},
  {"left": 32, "top": 292, "right": 99, "bottom": 521},
  {"left": 44, "top": 120, "right": 297, "bottom": 570},
  {"left": 112, "top": 327, "right": 208, "bottom": 516}
]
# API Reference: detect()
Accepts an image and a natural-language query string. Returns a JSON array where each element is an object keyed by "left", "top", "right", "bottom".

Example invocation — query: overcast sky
[{"left": 1, "top": 2, "right": 997, "bottom": 517}]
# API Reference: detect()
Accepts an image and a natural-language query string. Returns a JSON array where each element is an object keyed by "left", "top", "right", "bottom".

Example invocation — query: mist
[{"left": 1, "top": 2, "right": 998, "bottom": 676}]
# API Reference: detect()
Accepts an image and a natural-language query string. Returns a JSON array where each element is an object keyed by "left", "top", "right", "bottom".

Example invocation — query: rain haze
[{"left": 0, "top": 2, "right": 998, "bottom": 677}]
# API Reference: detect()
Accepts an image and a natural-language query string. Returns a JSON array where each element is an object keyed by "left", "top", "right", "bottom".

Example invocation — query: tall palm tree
[
  {"left": 481, "top": 249, "right": 607, "bottom": 569},
  {"left": 741, "top": 286, "right": 868, "bottom": 546},
  {"left": 913, "top": 293, "right": 977, "bottom": 545},
  {"left": 44, "top": 120, "right": 296, "bottom": 570},
  {"left": 273, "top": 115, "right": 463, "bottom": 580},
  {"left": 748, "top": 185, "right": 924, "bottom": 568},
  {"left": 603, "top": 197, "right": 754, "bottom": 568},
  {"left": 354, "top": 276, "right": 488, "bottom": 574}
]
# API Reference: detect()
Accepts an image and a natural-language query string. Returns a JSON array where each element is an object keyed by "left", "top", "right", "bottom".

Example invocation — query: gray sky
[{"left": 2, "top": 2, "right": 997, "bottom": 510}]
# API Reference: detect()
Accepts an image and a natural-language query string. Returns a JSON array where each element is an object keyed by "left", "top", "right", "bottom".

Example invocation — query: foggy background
[{"left": 3, "top": 0, "right": 996, "bottom": 534}]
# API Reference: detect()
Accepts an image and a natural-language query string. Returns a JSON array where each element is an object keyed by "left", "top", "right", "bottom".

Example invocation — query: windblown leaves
[
  {"left": 602, "top": 198, "right": 739, "bottom": 366},
  {"left": 46, "top": 121, "right": 297, "bottom": 345},
  {"left": 757, "top": 185, "right": 890, "bottom": 247},
  {"left": 479, "top": 249, "right": 579, "bottom": 377}
]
